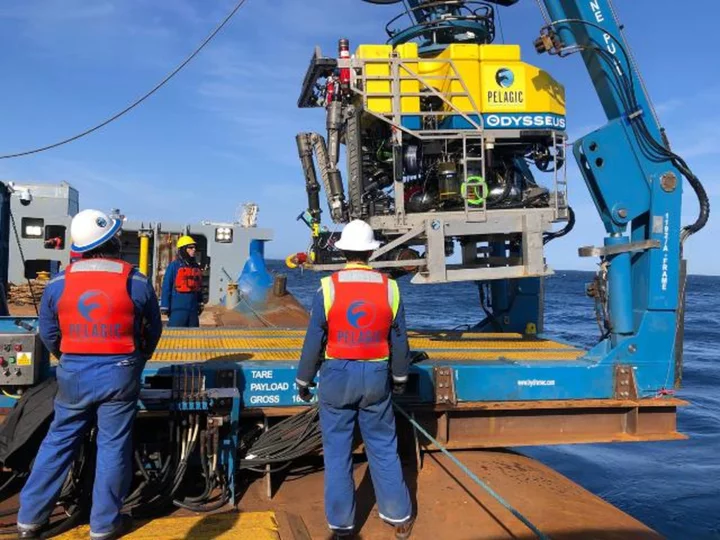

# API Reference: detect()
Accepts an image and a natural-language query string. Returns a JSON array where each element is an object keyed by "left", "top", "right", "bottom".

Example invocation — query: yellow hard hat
[{"left": 177, "top": 235, "right": 197, "bottom": 249}]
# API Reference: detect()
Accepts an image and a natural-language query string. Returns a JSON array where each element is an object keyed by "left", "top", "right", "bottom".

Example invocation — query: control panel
[{"left": 0, "top": 317, "right": 47, "bottom": 387}]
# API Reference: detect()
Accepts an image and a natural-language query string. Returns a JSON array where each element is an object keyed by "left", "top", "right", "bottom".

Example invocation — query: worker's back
[
  {"left": 18, "top": 209, "right": 163, "bottom": 540},
  {"left": 40, "top": 258, "right": 161, "bottom": 365},
  {"left": 294, "top": 220, "right": 415, "bottom": 539},
  {"left": 322, "top": 264, "right": 397, "bottom": 361}
]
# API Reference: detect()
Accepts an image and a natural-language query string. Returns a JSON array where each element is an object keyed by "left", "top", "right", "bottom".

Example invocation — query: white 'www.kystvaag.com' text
[{"left": 517, "top": 379, "right": 556, "bottom": 387}]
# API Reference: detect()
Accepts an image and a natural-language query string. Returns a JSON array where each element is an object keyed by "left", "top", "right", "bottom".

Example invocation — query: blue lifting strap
[{"left": 393, "top": 403, "right": 549, "bottom": 540}]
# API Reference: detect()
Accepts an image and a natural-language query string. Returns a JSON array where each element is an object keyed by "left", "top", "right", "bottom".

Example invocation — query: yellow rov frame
[
  {"left": 354, "top": 42, "right": 565, "bottom": 125},
  {"left": 296, "top": 38, "right": 571, "bottom": 285}
]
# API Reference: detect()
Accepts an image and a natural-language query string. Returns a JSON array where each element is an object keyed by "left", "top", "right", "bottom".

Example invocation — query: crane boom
[
  {"left": 293, "top": 0, "right": 709, "bottom": 395},
  {"left": 531, "top": 0, "right": 708, "bottom": 389}
]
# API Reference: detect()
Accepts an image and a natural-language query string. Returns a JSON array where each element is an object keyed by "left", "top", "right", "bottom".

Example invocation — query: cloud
[
  {"left": 655, "top": 99, "right": 684, "bottom": 116},
  {"left": 0, "top": 0, "right": 230, "bottom": 71},
  {"left": 0, "top": 157, "right": 198, "bottom": 222},
  {"left": 667, "top": 119, "right": 720, "bottom": 159}
]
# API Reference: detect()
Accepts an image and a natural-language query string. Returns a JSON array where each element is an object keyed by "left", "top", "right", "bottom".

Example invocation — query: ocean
[{"left": 270, "top": 262, "right": 720, "bottom": 539}]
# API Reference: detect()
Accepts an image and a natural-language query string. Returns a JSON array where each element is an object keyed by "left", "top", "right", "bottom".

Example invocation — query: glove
[
  {"left": 410, "top": 350, "right": 429, "bottom": 364},
  {"left": 297, "top": 381, "right": 316, "bottom": 403},
  {"left": 392, "top": 380, "right": 407, "bottom": 395}
]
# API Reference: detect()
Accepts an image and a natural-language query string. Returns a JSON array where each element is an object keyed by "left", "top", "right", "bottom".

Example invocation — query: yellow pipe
[{"left": 139, "top": 234, "right": 150, "bottom": 276}]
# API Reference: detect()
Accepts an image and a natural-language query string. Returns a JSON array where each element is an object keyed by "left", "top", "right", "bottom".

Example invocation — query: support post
[
  {"left": 138, "top": 231, "right": 151, "bottom": 277},
  {"left": 605, "top": 234, "right": 634, "bottom": 341}
]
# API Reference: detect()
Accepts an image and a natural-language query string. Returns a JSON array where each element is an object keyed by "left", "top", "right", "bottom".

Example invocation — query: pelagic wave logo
[
  {"left": 336, "top": 300, "right": 382, "bottom": 347},
  {"left": 346, "top": 301, "right": 377, "bottom": 329},
  {"left": 495, "top": 68, "right": 514, "bottom": 88},
  {"left": 78, "top": 290, "right": 112, "bottom": 322},
  {"left": 70, "top": 290, "right": 122, "bottom": 341}
]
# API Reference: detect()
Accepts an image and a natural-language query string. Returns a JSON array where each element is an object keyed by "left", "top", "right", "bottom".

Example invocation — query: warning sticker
[{"left": 17, "top": 353, "right": 32, "bottom": 366}]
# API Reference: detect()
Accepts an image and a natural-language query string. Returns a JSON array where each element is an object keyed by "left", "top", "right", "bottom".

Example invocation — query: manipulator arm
[{"left": 296, "top": 132, "right": 348, "bottom": 224}]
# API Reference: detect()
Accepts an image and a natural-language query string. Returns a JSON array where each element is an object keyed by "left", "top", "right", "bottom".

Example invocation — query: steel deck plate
[{"left": 53, "top": 512, "right": 280, "bottom": 540}]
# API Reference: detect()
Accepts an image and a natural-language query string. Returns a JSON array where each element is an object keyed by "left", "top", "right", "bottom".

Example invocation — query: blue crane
[{"left": 357, "top": 0, "right": 709, "bottom": 395}]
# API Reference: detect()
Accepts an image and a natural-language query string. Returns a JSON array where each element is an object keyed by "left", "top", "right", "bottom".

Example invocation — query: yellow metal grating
[
  {"left": 411, "top": 337, "right": 572, "bottom": 350},
  {"left": 148, "top": 328, "right": 582, "bottom": 363},
  {"left": 150, "top": 349, "right": 583, "bottom": 363},
  {"left": 161, "top": 329, "right": 307, "bottom": 337},
  {"left": 53, "top": 512, "right": 279, "bottom": 540},
  {"left": 152, "top": 350, "right": 302, "bottom": 362},
  {"left": 154, "top": 336, "right": 572, "bottom": 352},
  {"left": 428, "top": 350, "right": 584, "bottom": 361},
  {"left": 160, "top": 328, "right": 521, "bottom": 339}
]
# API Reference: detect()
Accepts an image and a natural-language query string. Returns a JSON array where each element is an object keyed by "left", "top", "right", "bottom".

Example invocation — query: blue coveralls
[
  {"left": 160, "top": 258, "right": 203, "bottom": 327},
  {"left": 18, "top": 263, "right": 163, "bottom": 536},
  {"left": 296, "top": 264, "right": 413, "bottom": 532}
]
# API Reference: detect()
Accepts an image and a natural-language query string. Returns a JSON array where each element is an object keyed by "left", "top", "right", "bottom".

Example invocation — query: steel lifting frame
[{"left": 304, "top": 53, "right": 570, "bottom": 284}]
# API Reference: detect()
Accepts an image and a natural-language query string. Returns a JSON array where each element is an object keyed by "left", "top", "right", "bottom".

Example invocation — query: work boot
[
  {"left": 330, "top": 528, "right": 355, "bottom": 539},
  {"left": 394, "top": 517, "right": 415, "bottom": 539},
  {"left": 16, "top": 524, "right": 43, "bottom": 539},
  {"left": 89, "top": 514, "right": 133, "bottom": 540}
]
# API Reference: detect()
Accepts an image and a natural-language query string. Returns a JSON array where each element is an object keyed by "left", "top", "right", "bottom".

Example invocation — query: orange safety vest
[
  {"left": 57, "top": 259, "right": 136, "bottom": 354},
  {"left": 175, "top": 266, "right": 203, "bottom": 293},
  {"left": 322, "top": 264, "right": 400, "bottom": 361}
]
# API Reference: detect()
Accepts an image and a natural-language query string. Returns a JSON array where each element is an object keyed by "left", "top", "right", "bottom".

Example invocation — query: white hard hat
[
  {"left": 70, "top": 209, "right": 123, "bottom": 253},
  {"left": 334, "top": 219, "right": 381, "bottom": 251}
]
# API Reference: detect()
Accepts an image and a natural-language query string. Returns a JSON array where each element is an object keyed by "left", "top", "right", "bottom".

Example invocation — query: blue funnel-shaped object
[{"left": 237, "top": 239, "right": 273, "bottom": 306}]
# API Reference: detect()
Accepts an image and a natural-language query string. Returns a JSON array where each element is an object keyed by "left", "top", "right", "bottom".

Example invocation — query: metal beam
[
  {"left": 369, "top": 224, "right": 424, "bottom": 261},
  {"left": 234, "top": 397, "right": 687, "bottom": 448}
]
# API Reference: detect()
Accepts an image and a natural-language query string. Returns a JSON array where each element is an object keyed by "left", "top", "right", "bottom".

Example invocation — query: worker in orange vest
[
  {"left": 295, "top": 220, "right": 414, "bottom": 539},
  {"left": 160, "top": 236, "right": 204, "bottom": 327},
  {"left": 17, "top": 209, "right": 162, "bottom": 539}
]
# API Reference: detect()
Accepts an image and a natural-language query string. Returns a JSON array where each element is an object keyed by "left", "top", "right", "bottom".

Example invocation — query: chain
[
  {"left": 534, "top": 0, "right": 552, "bottom": 26},
  {"left": 9, "top": 209, "right": 39, "bottom": 315},
  {"left": 586, "top": 261, "right": 610, "bottom": 339}
]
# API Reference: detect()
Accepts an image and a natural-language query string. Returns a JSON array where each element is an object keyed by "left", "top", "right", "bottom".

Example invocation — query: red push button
[{"left": 14, "top": 344, "right": 22, "bottom": 352}]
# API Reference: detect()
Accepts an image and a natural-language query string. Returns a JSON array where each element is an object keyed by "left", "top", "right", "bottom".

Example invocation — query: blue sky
[{"left": 0, "top": 0, "right": 716, "bottom": 274}]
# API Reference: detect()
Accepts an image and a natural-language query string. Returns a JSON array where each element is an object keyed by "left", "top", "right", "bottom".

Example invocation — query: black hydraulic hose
[
  {"left": 249, "top": 413, "right": 319, "bottom": 456},
  {"left": 0, "top": 472, "right": 21, "bottom": 500},
  {"left": 238, "top": 407, "right": 323, "bottom": 469},
  {"left": 588, "top": 45, "right": 710, "bottom": 242},
  {"left": 125, "top": 452, "right": 174, "bottom": 507},
  {"left": 240, "top": 423, "right": 319, "bottom": 456},
  {"left": 129, "top": 415, "right": 190, "bottom": 515},
  {"left": 39, "top": 504, "right": 87, "bottom": 539},
  {"left": 0, "top": 455, "right": 88, "bottom": 530},
  {"left": 555, "top": 22, "right": 709, "bottom": 242},
  {"left": 544, "top": 206, "right": 576, "bottom": 244},
  {"left": 173, "top": 497, "right": 228, "bottom": 513},
  {"left": 173, "top": 486, "right": 229, "bottom": 513},
  {"left": 134, "top": 451, "right": 151, "bottom": 482},
  {"left": 179, "top": 431, "right": 213, "bottom": 504},
  {"left": 245, "top": 462, "right": 294, "bottom": 474}
]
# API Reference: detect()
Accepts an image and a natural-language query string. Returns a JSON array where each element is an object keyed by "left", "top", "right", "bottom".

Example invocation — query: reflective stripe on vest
[
  {"left": 57, "top": 259, "right": 136, "bottom": 354},
  {"left": 322, "top": 265, "right": 398, "bottom": 361},
  {"left": 175, "top": 266, "right": 202, "bottom": 293}
]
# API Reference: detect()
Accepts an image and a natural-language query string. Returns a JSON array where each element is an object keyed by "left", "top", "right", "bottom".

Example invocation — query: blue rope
[{"left": 393, "top": 404, "right": 549, "bottom": 540}]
